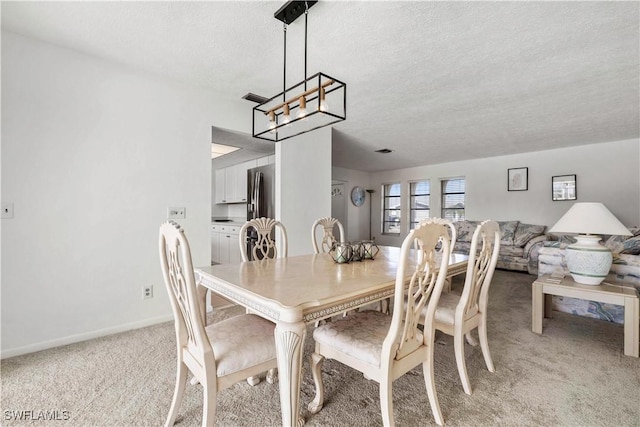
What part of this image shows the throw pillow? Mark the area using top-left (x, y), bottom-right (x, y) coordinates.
top-left (513, 223), bottom-right (546, 247)
top-left (454, 220), bottom-right (479, 243)
top-left (546, 235), bottom-right (576, 246)
top-left (620, 235), bottom-right (640, 255)
top-left (497, 221), bottom-right (519, 246)
top-left (604, 228), bottom-right (640, 253)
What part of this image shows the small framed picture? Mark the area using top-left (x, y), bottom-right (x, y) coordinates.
top-left (552, 174), bottom-right (577, 201)
top-left (508, 167), bottom-right (528, 191)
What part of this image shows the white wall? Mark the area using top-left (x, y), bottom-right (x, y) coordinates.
top-left (331, 166), bottom-right (372, 241)
top-left (370, 139), bottom-right (640, 247)
top-left (277, 127), bottom-right (332, 256)
top-left (1, 31), bottom-right (251, 357)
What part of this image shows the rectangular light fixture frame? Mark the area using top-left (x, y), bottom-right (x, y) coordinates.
top-left (252, 72), bottom-right (346, 142)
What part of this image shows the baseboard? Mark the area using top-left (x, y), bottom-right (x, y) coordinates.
top-left (0, 314), bottom-right (174, 360)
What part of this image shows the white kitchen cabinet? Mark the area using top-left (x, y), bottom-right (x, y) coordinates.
top-left (218, 230), bottom-right (231, 263)
top-left (229, 160), bottom-right (253, 203)
top-left (214, 160), bottom-right (257, 204)
top-left (210, 226), bottom-right (220, 264)
top-left (256, 155), bottom-right (275, 167)
top-left (229, 238), bottom-right (242, 263)
top-left (211, 225), bottom-right (241, 264)
top-left (214, 168), bottom-right (227, 203)
top-left (225, 165), bottom-right (242, 203)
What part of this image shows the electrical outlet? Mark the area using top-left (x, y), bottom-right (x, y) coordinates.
top-left (143, 285), bottom-right (153, 299)
top-left (167, 207), bottom-right (186, 219)
top-left (2, 203), bottom-right (14, 219)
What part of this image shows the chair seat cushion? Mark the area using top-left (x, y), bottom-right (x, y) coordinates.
top-left (313, 310), bottom-right (393, 366)
top-left (434, 292), bottom-right (478, 325)
top-left (206, 314), bottom-right (276, 377)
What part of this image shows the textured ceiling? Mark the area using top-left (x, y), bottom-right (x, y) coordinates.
top-left (2, 1), bottom-right (638, 172)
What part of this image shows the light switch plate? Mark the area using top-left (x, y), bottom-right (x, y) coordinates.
top-left (2, 203), bottom-right (14, 219)
top-left (167, 207), bottom-right (186, 219)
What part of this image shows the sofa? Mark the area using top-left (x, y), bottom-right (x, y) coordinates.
top-left (537, 228), bottom-right (640, 323)
top-left (452, 220), bottom-right (548, 275)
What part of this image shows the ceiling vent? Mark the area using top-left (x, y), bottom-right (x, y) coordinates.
top-left (242, 93), bottom-right (270, 104)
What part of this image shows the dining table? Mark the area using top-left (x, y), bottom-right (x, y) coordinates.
top-left (195, 245), bottom-right (469, 426)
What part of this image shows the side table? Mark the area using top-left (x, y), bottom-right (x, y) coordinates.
top-left (532, 274), bottom-right (639, 357)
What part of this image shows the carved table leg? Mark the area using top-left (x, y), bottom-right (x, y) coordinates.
top-left (380, 298), bottom-right (390, 315)
top-left (275, 321), bottom-right (307, 427)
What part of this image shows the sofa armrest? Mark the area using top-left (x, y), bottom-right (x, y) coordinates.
top-left (537, 246), bottom-right (568, 277)
top-left (611, 254), bottom-right (640, 287)
top-left (523, 235), bottom-right (549, 258)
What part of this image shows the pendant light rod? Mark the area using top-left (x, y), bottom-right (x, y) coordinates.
top-left (283, 23), bottom-right (287, 103)
top-left (304, 2), bottom-right (308, 90)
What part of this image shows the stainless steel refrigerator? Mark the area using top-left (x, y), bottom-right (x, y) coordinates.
top-left (245, 164), bottom-right (275, 260)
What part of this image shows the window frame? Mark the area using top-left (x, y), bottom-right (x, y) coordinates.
top-left (382, 182), bottom-right (401, 235)
top-left (409, 179), bottom-right (430, 230)
top-left (441, 177), bottom-right (466, 221)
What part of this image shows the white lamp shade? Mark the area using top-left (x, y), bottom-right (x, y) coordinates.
top-left (548, 202), bottom-right (631, 236)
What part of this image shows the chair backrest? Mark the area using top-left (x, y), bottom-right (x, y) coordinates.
top-left (382, 218), bottom-right (451, 362)
top-left (239, 217), bottom-right (288, 262)
top-left (159, 221), bottom-right (212, 370)
top-left (311, 217), bottom-right (346, 254)
top-left (415, 218), bottom-right (456, 255)
top-left (446, 220), bottom-right (457, 254)
top-left (458, 220), bottom-right (501, 318)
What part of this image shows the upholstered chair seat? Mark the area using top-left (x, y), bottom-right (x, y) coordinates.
top-left (433, 292), bottom-right (479, 325)
top-left (313, 310), bottom-right (399, 367)
top-left (207, 314), bottom-right (277, 377)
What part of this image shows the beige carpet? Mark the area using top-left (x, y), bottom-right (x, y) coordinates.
top-left (2, 270), bottom-right (639, 426)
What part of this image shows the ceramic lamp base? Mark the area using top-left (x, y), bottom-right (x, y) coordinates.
top-left (565, 235), bottom-right (612, 285)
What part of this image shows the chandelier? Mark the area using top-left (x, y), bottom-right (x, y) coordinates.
top-left (252, 1), bottom-right (346, 142)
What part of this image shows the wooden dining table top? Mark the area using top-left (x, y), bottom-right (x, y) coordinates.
top-left (196, 246), bottom-right (469, 324)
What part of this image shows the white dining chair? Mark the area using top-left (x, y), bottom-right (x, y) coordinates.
top-left (159, 221), bottom-right (278, 427)
top-left (311, 217), bottom-right (348, 322)
top-left (421, 218), bottom-right (456, 292)
top-left (239, 217), bottom-right (288, 261)
top-left (423, 219), bottom-right (500, 395)
top-left (311, 217), bottom-right (345, 254)
top-left (308, 219), bottom-right (452, 426)
top-left (239, 217), bottom-right (288, 386)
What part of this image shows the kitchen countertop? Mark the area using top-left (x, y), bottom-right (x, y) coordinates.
top-left (211, 217), bottom-right (246, 226)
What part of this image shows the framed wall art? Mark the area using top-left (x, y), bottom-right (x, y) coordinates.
top-left (508, 167), bottom-right (528, 191)
top-left (552, 174), bottom-right (577, 201)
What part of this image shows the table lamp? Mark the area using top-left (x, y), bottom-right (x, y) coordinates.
top-left (548, 202), bottom-right (631, 285)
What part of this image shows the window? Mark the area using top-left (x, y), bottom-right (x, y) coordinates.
top-left (409, 180), bottom-right (430, 229)
top-left (441, 178), bottom-right (465, 221)
top-left (382, 183), bottom-right (401, 234)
